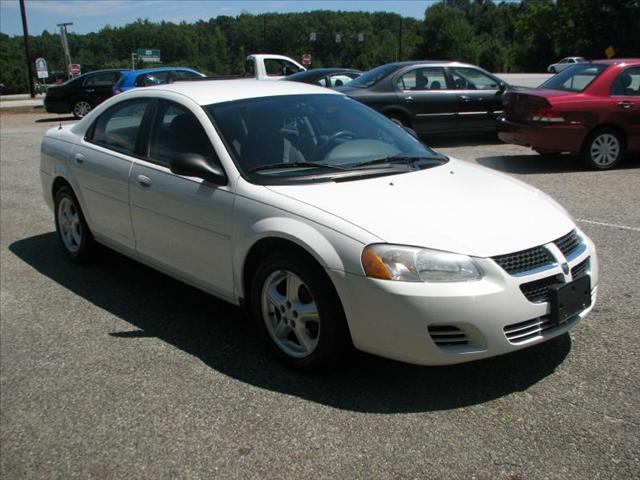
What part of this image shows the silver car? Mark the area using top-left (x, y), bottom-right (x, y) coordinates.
top-left (547, 57), bottom-right (586, 73)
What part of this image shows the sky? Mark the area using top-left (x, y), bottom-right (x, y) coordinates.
top-left (0, 0), bottom-right (439, 36)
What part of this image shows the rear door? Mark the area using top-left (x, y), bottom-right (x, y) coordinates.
top-left (448, 66), bottom-right (504, 133)
top-left (83, 71), bottom-right (121, 105)
top-left (394, 66), bottom-right (458, 135)
top-left (609, 66), bottom-right (640, 149)
top-left (73, 97), bottom-right (152, 250)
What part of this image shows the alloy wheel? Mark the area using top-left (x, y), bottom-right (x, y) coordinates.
top-left (261, 269), bottom-right (321, 358)
top-left (57, 197), bottom-right (82, 253)
top-left (73, 100), bottom-right (92, 118)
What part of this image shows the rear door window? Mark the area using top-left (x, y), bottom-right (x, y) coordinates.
top-left (397, 67), bottom-right (448, 91)
top-left (135, 71), bottom-right (170, 87)
top-left (611, 66), bottom-right (640, 96)
top-left (88, 99), bottom-right (150, 155)
top-left (84, 72), bottom-right (119, 86)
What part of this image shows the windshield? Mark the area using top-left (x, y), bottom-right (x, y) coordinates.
top-left (348, 64), bottom-right (399, 88)
top-left (205, 94), bottom-right (445, 184)
top-left (540, 63), bottom-right (609, 92)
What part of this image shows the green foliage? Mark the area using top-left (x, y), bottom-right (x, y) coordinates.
top-left (2, 2), bottom-right (639, 94)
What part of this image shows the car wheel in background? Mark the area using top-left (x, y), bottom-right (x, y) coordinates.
top-left (549, 66), bottom-right (557, 74)
top-left (72, 99), bottom-right (92, 118)
top-left (386, 112), bottom-right (410, 128)
top-left (250, 251), bottom-right (350, 371)
top-left (582, 128), bottom-right (624, 170)
top-left (54, 186), bottom-right (96, 262)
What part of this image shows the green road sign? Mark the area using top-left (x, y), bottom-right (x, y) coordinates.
top-left (137, 49), bottom-right (161, 62)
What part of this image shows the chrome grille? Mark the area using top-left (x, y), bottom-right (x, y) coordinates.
top-left (571, 257), bottom-right (590, 278)
top-left (493, 246), bottom-right (553, 275)
top-left (520, 275), bottom-right (562, 303)
top-left (554, 230), bottom-right (580, 257)
top-left (428, 325), bottom-right (468, 347)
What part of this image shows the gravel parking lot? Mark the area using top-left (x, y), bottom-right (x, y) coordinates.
top-left (1, 111), bottom-right (639, 479)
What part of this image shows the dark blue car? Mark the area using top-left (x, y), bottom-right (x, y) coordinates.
top-left (113, 67), bottom-right (205, 94)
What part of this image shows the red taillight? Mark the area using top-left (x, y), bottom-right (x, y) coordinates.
top-left (531, 106), bottom-right (565, 123)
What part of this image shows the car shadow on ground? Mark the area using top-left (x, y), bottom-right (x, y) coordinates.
top-left (34, 116), bottom-right (76, 123)
top-left (9, 233), bottom-right (571, 414)
top-left (476, 153), bottom-right (639, 174)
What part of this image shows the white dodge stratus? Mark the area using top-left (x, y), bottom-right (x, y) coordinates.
top-left (40, 79), bottom-right (598, 370)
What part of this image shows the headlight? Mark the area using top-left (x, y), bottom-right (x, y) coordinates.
top-left (361, 244), bottom-right (482, 282)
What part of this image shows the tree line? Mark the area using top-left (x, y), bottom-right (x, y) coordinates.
top-left (1, 0), bottom-right (638, 94)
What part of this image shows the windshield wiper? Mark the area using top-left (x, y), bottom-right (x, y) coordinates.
top-left (250, 162), bottom-right (347, 174)
top-left (351, 155), bottom-right (444, 169)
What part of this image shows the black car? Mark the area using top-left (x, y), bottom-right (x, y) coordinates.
top-left (336, 61), bottom-right (508, 135)
top-left (44, 69), bottom-right (129, 118)
top-left (284, 68), bottom-right (361, 88)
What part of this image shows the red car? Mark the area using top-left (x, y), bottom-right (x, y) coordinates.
top-left (497, 59), bottom-right (640, 169)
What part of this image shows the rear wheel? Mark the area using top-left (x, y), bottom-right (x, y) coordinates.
top-left (250, 252), bottom-right (350, 371)
top-left (72, 99), bottom-right (92, 118)
top-left (54, 186), bottom-right (95, 262)
top-left (582, 128), bottom-right (624, 170)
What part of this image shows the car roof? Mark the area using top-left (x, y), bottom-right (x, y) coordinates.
top-left (125, 67), bottom-right (199, 76)
top-left (122, 79), bottom-right (339, 105)
top-left (590, 58), bottom-right (640, 65)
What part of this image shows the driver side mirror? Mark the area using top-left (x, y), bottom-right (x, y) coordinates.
top-left (169, 153), bottom-right (227, 185)
top-left (498, 82), bottom-right (508, 93)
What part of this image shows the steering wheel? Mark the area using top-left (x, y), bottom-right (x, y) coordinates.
top-left (315, 130), bottom-right (356, 160)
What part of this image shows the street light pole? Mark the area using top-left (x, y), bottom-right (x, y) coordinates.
top-left (57, 22), bottom-right (73, 79)
top-left (19, 0), bottom-right (35, 97)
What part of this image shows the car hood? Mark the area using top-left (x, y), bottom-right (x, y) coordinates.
top-left (266, 158), bottom-right (574, 258)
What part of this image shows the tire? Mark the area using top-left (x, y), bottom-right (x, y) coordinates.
top-left (71, 98), bottom-right (92, 118)
top-left (581, 128), bottom-right (625, 170)
top-left (550, 67), bottom-right (556, 74)
top-left (386, 112), bottom-right (410, 128)
top-left (249, 251), bottom-right (350, 371)
top-left (54, 186), bottom-right (96, 262)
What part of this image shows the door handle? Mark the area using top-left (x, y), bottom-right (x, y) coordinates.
top-left (404, 96), bottom-right (414, 102)
top-left (460, 95), bottom-right (472, 102)
top-left (74, 153), bottom-right (86, 164)
top-left (137, 175), bottom-right (152, 187)
top-left (617, 100), bottom-right (635, 109)
top-left (86, 89), bottom-right (95, 93)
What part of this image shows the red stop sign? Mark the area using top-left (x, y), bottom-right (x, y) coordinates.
top-left (302, 53), bottom-right (312, 66)
top-left (69, 64), bottom-right (81, 76)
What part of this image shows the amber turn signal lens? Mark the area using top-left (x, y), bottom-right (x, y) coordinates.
top-left (361, 248), bottom-right (392, 280)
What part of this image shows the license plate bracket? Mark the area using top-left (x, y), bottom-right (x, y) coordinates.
top-left (549, 275), bottom-right (591, 325)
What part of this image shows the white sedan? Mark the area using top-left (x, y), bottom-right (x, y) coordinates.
top-left (547, 57), bottom-right (587, 73)
top-left (40, 80), bottom-right (598, 370)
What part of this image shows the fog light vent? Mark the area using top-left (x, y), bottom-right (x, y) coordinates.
top-left (428, 325), bottom-right (469, 347)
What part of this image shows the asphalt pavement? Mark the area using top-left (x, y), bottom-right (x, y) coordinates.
top-left (1, 112), bottom-right (638, 479)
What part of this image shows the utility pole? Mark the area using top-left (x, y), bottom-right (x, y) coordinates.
top-left (398, 16), bottom-right (403, 62)
top-left (19, 0), bottom-right (35, 97)
top-left (57, 22), bottom-right (73, 79)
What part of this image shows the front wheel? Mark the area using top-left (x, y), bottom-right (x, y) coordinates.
top-left (250, 252), bottom-right (350, 371)
top-left (54, 186), bottom-right (95, 262)
top-left (582, 128), bottom-right (624, 170)
top-left (549, 66), bottom-right (557, 74)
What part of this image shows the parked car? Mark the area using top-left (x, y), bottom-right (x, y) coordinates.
top-left (283, 68), bottom-right (361, 88)
top-left (497, 59), bottom-right (640, 169)
top-left (336, 61), bottom-right (508, 135)
top-left (44, 69), bottom-right (129, 118)
top-left (547, 57), bottom-right (586, 73)
top-left (113, 67), bottom-right (205, 94)
top-left (40, 80), bottom-right (598, 370)
top-left (245, 54), bottom-right (306, 80)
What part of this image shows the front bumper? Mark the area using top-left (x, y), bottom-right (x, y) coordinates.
top-left (328, 232), bottom-right (598, 366)
top-left (496, 115), bottom-right (587, 153)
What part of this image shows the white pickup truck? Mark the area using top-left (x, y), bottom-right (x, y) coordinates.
top-left (245, 54), bottom-right (306, 80)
